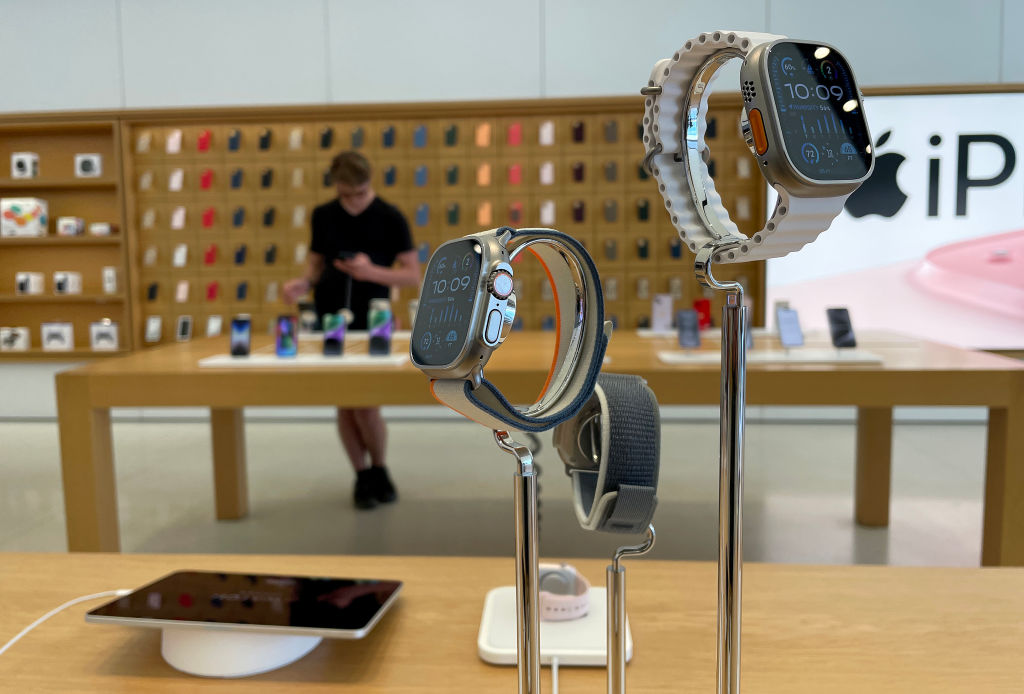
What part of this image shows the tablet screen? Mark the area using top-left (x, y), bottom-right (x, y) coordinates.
top-left (88, 571), bottom-right (402, 632)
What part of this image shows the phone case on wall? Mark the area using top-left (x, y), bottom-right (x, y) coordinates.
top-left (199, 168), bottom-right (213, 189)
top-left (232, 207), bottom-right (245, 227)
top-left (508, 201), bottom-right (523, 225)
top-left (572, 200), bottom-right (585, 223)
top-left (236, 281), bottom-right (248, 301)
top-left (260, 168), bottom-right (274, 188)
top-left (415, 204), bottom-right (429, 227)
top-left (604, 161), bottom-right (618, 182)
top-left (230, 168), bottom-right (243, 188)
top-left (263, 207), bottom-right (276, 227)
top-left (384, 166), bottom-right (397, 186)
top-left (571, 121), bottom-right (585, 142)
top-left (146, 282), bottom-right (159, 301)
top-left (538, 120), bottom-right (555, 146)
top-left (381, 126), bottom-right (395, 148)
top-left (670, 238), bottom-right (683, 259)
top-left (227, 129), bottom-right (241, 151)
top-left (258, 128), bottom-right (272, 150)
top-left (571, 162), bottom-right (585, 182)
top-left (445, 165), bottom-right (458, 185)
top-left (319, 126), bottom-right (333, 149)
top-left (507, 122), bottom-right (522, 146)
top-left (476, 163), bottom-right (491, 187)
top-left (603, 120), bottom-right (618, 143)
top-left (206, 281), bottom-right (219, 301)
top-left (202, 207), bottom-right (215, 228)
top-left (264, 243), bottom-right (277, 265)
top-left (446, 203), bottom-right (460, 226)
top-left (204, 244), bottom-right (217, 265)
top-left (413, 125), bottom-right (427, 148)
top-left (350, 127), bottom-right (364, 149)
top-left (414, 166), bottom-right (428, 187)
top-left (637, 238), bottom-right (650, 260)
top-left (507, 163), bottom-right (522, 185)
top-left (637, 199), bottom-right (650, 221)
top-left (443, 124), bottom-right (457, 147)
top-left (604, 199), bottom-right (618, 223)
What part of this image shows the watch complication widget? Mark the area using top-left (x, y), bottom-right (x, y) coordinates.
top-left (766, 42), bottom-right (871, 181)
top-left (411, 239), bottom-right (483, 367)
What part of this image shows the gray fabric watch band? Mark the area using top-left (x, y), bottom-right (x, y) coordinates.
top-left (554, 373), bottom-right (660, 533)
top-left (431, 227), bottom-right (609, 433)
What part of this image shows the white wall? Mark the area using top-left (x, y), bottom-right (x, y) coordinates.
top-left (0, 0), bottom-right (1016, 113)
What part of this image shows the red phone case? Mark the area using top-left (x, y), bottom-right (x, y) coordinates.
top-left (204, 244), bottom-right (217, 266)
top-left (206, 281), bottom-right (219, 301)
top-left (507, 122), bottom-right (523, 146)
top-left (507, 163), bottom-right (522, 185)
top-left (197, 129), bottom-right (211, 152)
top-left (693, 298), bottom-right (712, 329)
top-left (202, 207), bottom-right (215, 228)
top-left (199, 168), bottom-right (213, 189)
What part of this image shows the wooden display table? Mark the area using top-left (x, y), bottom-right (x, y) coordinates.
top-left (56, 331), bottom-right (1024, 564)
top-left (0, 553), bottom-right (1022, 692)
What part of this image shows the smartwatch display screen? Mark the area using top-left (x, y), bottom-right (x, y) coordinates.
top-left (411, 238), bottom-right (483, 367)
top-left (765, 41), bottom-right (871, 182)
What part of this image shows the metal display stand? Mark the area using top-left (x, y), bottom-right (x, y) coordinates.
top-left (607, 526), bottom-right (655, 694)
top-left (695, 242), bottom-right (748, 694)
top-left (495, 430), bottom-right (542, 694)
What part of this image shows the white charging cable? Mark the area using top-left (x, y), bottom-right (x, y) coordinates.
top-left (550, 656), bottom-right (559, 694)
top-left (0, 589), bottom-right (131, 657)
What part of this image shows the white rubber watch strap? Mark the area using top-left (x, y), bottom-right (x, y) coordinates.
top-left (431, 227), bottom-right (609, 433)
top-left (538, 564), bottom-right (591, 621)
top-left (642, 30), bottom-right (849, 263)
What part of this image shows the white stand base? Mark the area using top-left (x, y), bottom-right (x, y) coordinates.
top-left (478, 586), bottom-right (631, 667)
top-left (160, 627), bottom-right (323, 678)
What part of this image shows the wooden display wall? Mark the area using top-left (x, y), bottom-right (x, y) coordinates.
top-left (123, 96), bottom-right (765, 346)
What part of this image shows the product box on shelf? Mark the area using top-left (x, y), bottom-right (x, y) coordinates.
top-left (56, 216), bottom-right (85, 236)
top-left (89, 320), bottom-right (119, 351)
top-left (10, 153), bottom-right (39, 179)
top-left (14, 272), bottom-right (44, 295)
top-left (0, 198), bottom-right (48, 237)
top-left (0, 327), bottom-right (30, 351)
top-left (101, 267), bottom-right (118, 294)
top-left (40, 322), bottom-right (73, 351)
top-left (88, 222), bottom-right (113, 236)
top-left (73, 153), bottom-right (102, 178)
top-left (53, 271), bottom-right (83, 295)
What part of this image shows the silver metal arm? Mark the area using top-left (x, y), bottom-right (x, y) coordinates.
top-left (695, 242), bottom-right (748, 694)
top-left (495, 430), bottom-right (541, 694)
top-left (608, 525), bottom-right (656, 694)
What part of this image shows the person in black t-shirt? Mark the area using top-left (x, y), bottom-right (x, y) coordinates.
top-left (284, 151), bottom-right (420, 509)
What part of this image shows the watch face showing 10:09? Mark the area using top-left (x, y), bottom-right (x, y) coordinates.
top-left (411, 238), bottom-right (483, 367)
top-left (765, 41), bottom-right (872, 182)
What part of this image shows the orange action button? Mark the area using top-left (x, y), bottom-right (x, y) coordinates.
top-left (749, 108), bottom-right (769, 155)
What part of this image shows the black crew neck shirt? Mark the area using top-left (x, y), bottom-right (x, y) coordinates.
top-left (309, 197), bottom-right (413, 329)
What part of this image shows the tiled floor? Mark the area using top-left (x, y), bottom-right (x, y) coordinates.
top-left (0, 418), bottom-right (987, 566)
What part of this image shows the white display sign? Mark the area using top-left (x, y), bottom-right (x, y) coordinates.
top-left (767, 92), bottom-right (1024, 349)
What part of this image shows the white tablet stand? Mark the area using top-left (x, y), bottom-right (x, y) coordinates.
top-left (160, 627), bottom-right (322, 678)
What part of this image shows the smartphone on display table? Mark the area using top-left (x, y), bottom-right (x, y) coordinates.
top-left (368, 299), bottom-right (393, 356)
top-left (323, 312), bottom-right (346, 356)
top-left (230, 315), bottom-right (251, 357)
top-left (175, 315), bottom-right (193, 342)
top-left (776, 307), bottom-right (804, 348)
top-left (676, 309), bottom-right (701, 349)
top-left (276, 315), bottom-right (298, 357)
top-left (86, 570), bottom-right (403, 640)
top-left (826, 307), bottom-right (857, 348)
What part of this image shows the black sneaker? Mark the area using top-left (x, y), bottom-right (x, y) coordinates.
top-left (370, 466), bottom-right (397, 504)
top-left (353, 469), bottom-right (378, 510)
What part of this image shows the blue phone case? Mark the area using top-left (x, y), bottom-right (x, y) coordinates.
top-left (413, 125), bottom-right (427, 148)
top-left (414, 165), bottom-right (428, 187)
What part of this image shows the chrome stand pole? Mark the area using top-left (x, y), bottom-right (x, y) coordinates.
top-left (695, 243), bottom-right (747, 694)
top-left (495, 430), bottom-right (541, 694)
top-left (607, 526), bottom-right (655, 694)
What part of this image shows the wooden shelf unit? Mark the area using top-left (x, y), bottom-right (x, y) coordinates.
top-left (0, 118), bottom-right (132, 355)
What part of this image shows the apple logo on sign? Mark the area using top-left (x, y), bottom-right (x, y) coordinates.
top-left (844, 130), bottom-right (908, 218)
